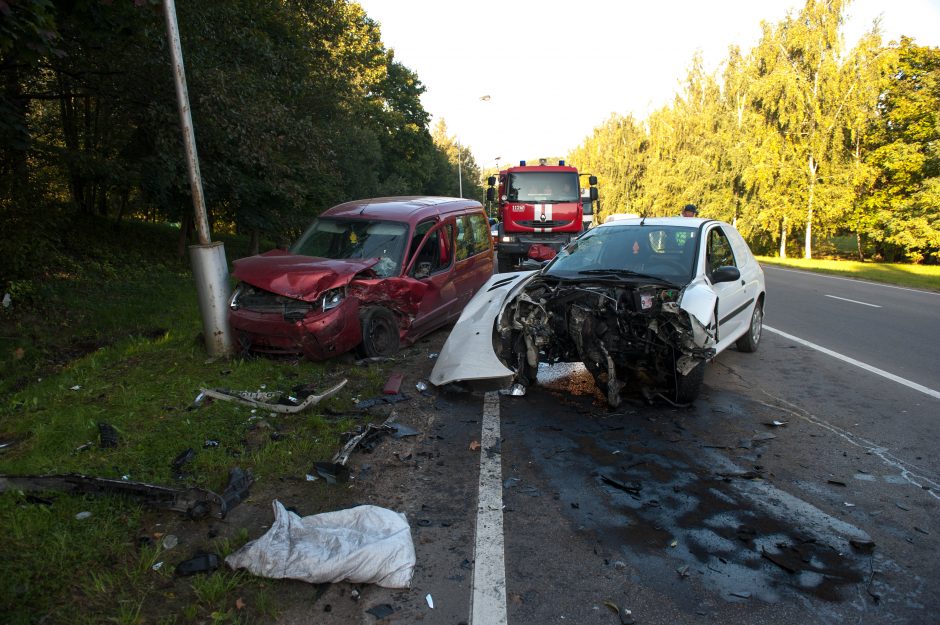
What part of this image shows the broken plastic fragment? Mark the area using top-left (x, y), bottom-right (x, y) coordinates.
top-left (70, 385), bottom-right (81, 391)
top-left (426, 594), bottom-right (434, 609)
top-left (152, 561), bottom-right (164, 571)
top-left (75, 511), bottom-right (92, 520)
top-left (415, 380), bottom-right (428, 392)
top-left (366, 604), bottom-right (395, 619)
top-left (175, 552), bottom-right (220, 576)
top-left (98, 423), bottom-right (118, 449)
top-left (162, 534), bottom-right (179, 549)
top-left (766, 420), bottom-right (788, 427)
top-left (499, 383), bottom-right (526, 396)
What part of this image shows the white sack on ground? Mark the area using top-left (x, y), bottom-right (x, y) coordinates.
top-left (225, 500), bottom-right (415, 588)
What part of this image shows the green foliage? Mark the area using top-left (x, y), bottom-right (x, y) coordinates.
top-left (569, 0), bottom-right (940, 264)
top-left (1, 0), bottom-right (455, 284)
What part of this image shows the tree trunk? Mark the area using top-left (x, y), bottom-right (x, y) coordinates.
top-left (178, 210), bottom-right (193, 259)
top-left (779, 217), bottom-right (787, 259)
top-left (856, 232), bottom-right (865, 262)
top-left (804, 155), bottom-right (817, 260)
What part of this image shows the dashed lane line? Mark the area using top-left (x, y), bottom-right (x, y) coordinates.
top-left (764, 325), bottom-right (940, 401)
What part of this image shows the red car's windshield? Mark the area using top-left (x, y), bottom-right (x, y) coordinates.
top-left (291, 218), bottom-right (408, 277)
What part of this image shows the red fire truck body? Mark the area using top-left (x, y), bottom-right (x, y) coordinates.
top-left (488, 160), bottom-right (597, 273)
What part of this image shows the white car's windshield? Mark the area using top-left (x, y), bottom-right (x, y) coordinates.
top-left (291, 218), bottom-right (408, 277)
top-left (544, 224), bottom-right (698, 284)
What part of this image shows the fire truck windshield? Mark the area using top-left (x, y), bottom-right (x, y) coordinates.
top-left (507, 172), bottom-right (580, 203)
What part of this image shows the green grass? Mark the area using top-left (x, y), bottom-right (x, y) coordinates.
top-left (0, 217), bottom-right (388, 624)
top-left (756, 255), bottom-right (940, 291)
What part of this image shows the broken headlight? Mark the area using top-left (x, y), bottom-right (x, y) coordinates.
top-left (321, 287), bottom-right (345, 312)
top-left (229, 284), bottom-right (244, 310)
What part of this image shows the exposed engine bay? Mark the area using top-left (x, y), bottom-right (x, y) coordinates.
top-left (495, 276), bottom-right (717, 407)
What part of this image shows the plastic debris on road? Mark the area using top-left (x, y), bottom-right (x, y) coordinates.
top-left (198, 379), bottom-right (347, 414)
top-left (499, 383), bottom-right (526, 396)
top-left (226, 500), bottom-right (415, 588)
top-left (425, 594), bottom-right (434, 609)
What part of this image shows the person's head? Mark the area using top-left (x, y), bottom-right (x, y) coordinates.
top-left (681, 203), bottom-right (699, 217)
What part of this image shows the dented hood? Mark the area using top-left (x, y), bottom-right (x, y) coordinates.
top-left (232, 251), bottom-right (379, 302)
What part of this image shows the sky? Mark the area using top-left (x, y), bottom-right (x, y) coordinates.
top-left (356, 0), bottom-right (940, 170)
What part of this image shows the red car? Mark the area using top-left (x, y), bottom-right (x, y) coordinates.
top-left (229, 196), bottom-right (494, 360)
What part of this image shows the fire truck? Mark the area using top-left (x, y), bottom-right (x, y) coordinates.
top-left (487, 159), bottom-right (597, 273)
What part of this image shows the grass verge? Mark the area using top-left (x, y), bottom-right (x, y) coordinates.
top-left (755, 256), bottom-right (940, 291)
top-left (0, 218), bottom-right (389, 624)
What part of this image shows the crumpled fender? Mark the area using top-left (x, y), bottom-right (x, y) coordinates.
top-left (232, 251), bottom-right (379, 302)
top-left (678, 277), bottom-right (717, 328)
top-left (677, 277), bottom-right (718, 349)
top-left (430, 271), bottom-right (538, 386)
top-left (349, 277), bottom-right (427, 318)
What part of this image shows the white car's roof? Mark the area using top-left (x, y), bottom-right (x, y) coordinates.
top-left (596, 216), bottom-right (712, 228)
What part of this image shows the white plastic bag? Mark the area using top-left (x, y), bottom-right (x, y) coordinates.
top-left (225, 500), bottom-right (415, 588)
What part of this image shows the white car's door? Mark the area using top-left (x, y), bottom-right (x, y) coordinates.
top-left (703, 224), bottom-right (750, 350)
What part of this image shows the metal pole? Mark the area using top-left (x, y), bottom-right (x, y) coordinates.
top-left (458, 142), bottom-right (463, 198)
top-left (164, 0), bottom-right (210, 246)
top-left (163, 0), bottom-right (234, 357)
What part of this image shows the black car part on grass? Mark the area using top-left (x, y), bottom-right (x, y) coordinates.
top-left (0, 467), bottom-right (253, 519)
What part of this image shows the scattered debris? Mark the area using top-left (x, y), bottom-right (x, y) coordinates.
top-left (827, 479), bottom-right (847, 487)
top-left (311, 462), bottom-right (350, 484)
top-left (415, 380), bottom-right (429, 392)
top-left (895, 502), bottom-right (911, 511)
top-left (171, 448), bottom-right (196, 478)
top-left (162, 534), bottom-right (179, 550)
top-left (383, 373), bottom-right (404, 395)
top-left (75, 511), bottom-right (92, 520)
top-left (330, 413), bottom-right (411, 467)
top-left (355, 356), bottom-right (395, 366)
top-left (761, 547), bottom-right (799, 574)
top-left (98, 423), bottom-right (118, 449)
top-left (0, 468), bottom-right (253, 519)
top-left (225, 500), bottom-right (416, 588)
top-left (599, 473), bottom-right (642, 495)
top-left (603, 601), bottom-right (635, 624)
top-left (849, 539), bottom-right (876, 553)
top-left (70, 385), bottom-right (81, 391)
top-left (765, 420), bottom-right (788, 427)
top-left (152, 561), bottom-right (164, 571)
top-left (499, 383), bottom-right (526, 397)
top-left (366, 604), bottom-right (395, 619)
top-left (677, 564), bottom-right (690, 579)
top-left (469, 440), bottom-right (481, 452)
top-left (425, 594), bottom-right (434, 609)
top-left (354, 393), bottom-right (412, 410)
top-left (428, 352), bottom-right (439, 360)
top-left (175, 552), bottom-right (220, 576)
top-left (199, 379), bottom-right (347, 414)
top-left (389, 423), bottom-right (418, 439)
top-left (914, 526), bottom-right (930, 535)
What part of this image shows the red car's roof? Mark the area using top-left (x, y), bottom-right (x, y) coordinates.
top-left (322, 196), bottom-right (483, 223)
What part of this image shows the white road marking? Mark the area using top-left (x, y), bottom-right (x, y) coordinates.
top-left (764, 325), bottom-right (940, 401)
top-left (470, 392), bottom-right (508, 625)
top-left (749, 392), bottom-right (940, 501)
top-left (823, 294), bottom-right (881, 308)
top-left (762, 265), bottom-right (940, 296)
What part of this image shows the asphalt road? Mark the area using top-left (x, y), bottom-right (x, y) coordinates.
top-left (761, 265), bottom-right (940, 391)
top-left (309, 267), bottom-right (940, 625)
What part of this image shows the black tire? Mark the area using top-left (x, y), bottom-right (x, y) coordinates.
top-left (358, 306), bottom-right (399, 357)
top-left (497, 253), bottom-right (517, 273)
top-left (736, 299), bottom-right (763, 353)
top-left (675, 360), bottom-right (706, 404)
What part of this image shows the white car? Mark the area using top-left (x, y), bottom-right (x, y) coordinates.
top-left (431, 217), bottom-right (766, 406)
